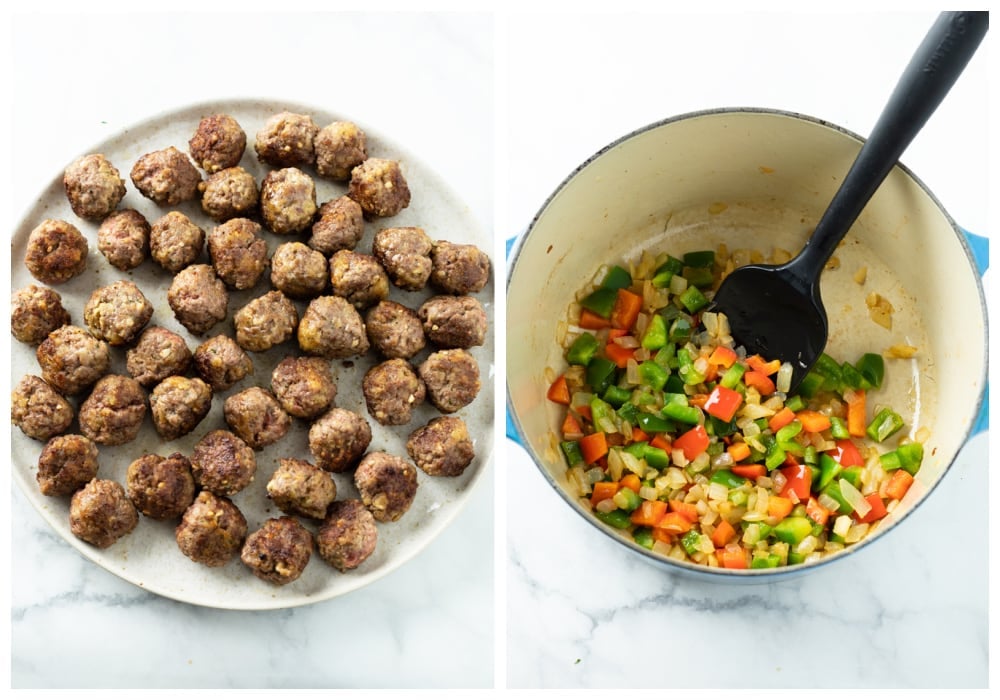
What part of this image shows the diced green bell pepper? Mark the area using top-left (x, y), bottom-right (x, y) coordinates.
top-left (566, 333), bottom-right (600, 366)
top-left (803, 445), bottom-right (818, 466)
top-left (590, 397), bottom-right (615, 426)
top-left (586, 357), bottom-right (617, 394)
top-left (642, 446), bottom-right (670, 468)
top-left (594, 509), bottom-right (632, 529)
top-left (664, 374), bottom-right (686, 394)
top-left (867, 407), bottom-right (904, 443)
top-left (651, 269), bottom-right (675, 288)
top-left (657, 255), bottom-right (684, 275)
top-left (855, 353), bottom-right (885, 389)
top-left (775, 420), bottom-right (803, 444)
top-left (840, 361), bottom-right (872, 391)
top-left (784, 395), bottom-right (805, 412)
top-left (813, 353), bottom-right (844, 392)
top-left (613, 487), bottom-right (642, 512)
top-left (719, 362), bottom-right (746, 389)
top-left (681, 530), bottom-right (702, 556)
top-left (560, 440), bottom-right (583, 467)
top-left (633, 527), bottom-right (655, 549)
top-left (682, 250), bottom-right (715, 268)
top-left (579, 287), bottom-right (618, 318)
top-left (751, 553), bottom-right (782, 569)
top-left (678, 285), bottom-right (709, 313)
top-left (682, 266), bottom-right (715, 289)
top-left (773, 516), bottom-right (813, 545)
top-left (602, 384), bottom-right (632, 407)
top-left (710, 470), bottom-right (748, 489)
top-left (662, 402), bottom-right (702, 424)
top-left (819, 480), bottom-right (853, 515)
top-left (765, 442), bottom-right (786, 471)
top-left (668, 317), bottom-right (692, 343)
top-left (829, 416), bottom-right (850, 440)
top-left (617, 401), bottom-right (639, 425)
top-left (601, 265), bottom-right (632, 290)
top-left (652, 343), bottom-right (676, 368)
top-left (641, 314), bottom-right (668, 351)
top-left (638, 361), bottom-right (669, 392)
top-left (635, 412), bottom-right (673, 433)
top-left (797, 371), bottom-right (826, 398)
top-left (840, 466), bottom-right (862, 489)
top-left (880, 442), bottom-right (924, 475)
top-left (787, 551), bottom-right (807, 566)
top-left (817, 453), bottom-right (843, 491)
top-left (709, 415), bottom-right (737, 438)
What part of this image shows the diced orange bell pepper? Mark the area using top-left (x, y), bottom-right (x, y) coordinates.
top-left (630, 499), bottom-right (668, 527)
top-left (709, 345), bottom-right (738, 369)
top-left (718, 545), bottom-right (748, 569)
top-left (546, 374), bottom-right (571, 405)
top-left (767, 495), bottom-right (794, 520)
top-left (727, 442), bottom-right (751, 462)
top-left (796, 410), bottom-right (832, 433)
top-left (590, 480), bottom-right (619, 506)
top-left (747, 355), bottom-right (782, 376)
top-left (656, 511), bottom-right (693, 535)
top-left (805, 497), bottom-right (830, 526)
top-left (767, 407), bottom-right (796, 433)
top-left (578, 308), bottom-right (612, 330)
top-left (847, 389), bottom-right (867, 437)
top-left (649, 434), bottom-right (671, 452)
top-left (561, 413), bottom-right (583, 439)
top-left (668, 499), bottom-right (699, 523)
top-left (744, 370), bottom-right (776, 396)
top-left (605, 342), bottom-right (637, 369)
top-left (710, 519), bottom-right (737, 547)
top-left (579, 432), bottom-right (609, 465)
top-left (620, 473), bottom-right (641, 494)
top-left (610, 288), bottom-right (643, 331)
top-left (885, 469), bottom-right (914, 500)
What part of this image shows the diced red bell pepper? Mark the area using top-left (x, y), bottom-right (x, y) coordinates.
top-left (856, 493), bottom-right (888, 524)
top-left (779, 462), bottom-right (812, 501)
top-left (744, 370), bottom-right (776, 395)
top-left (731, 464), bottom-right (766, 480)
top-left (674, 424), bottom-right (710, 461)
top-left (704, 385), bottom-right (743, 422)
top-left (831, 439), bottom-right (864, 467)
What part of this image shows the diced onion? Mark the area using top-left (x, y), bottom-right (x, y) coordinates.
top-left (669, 275), bottom-right (688, 295)
top-left (626, 359), bottom-right (641, 385)
top-left (639, 486), bottom-right (659, 501)
top-left (839, 478), bottom-right (871, 517)
top-left (585, 467), bottom-right (604, 484)
top-left (606, 449), bottom-right (624, 482)
top-left (614, 335), bottom-right (640, 349)
top-left (595, 498), bottom-right (617, 513)
top-left (621, 450), bottom-right (644, 476)
top-left (568, 466), bottom-right (590, 496)
top-left (776, 362), bottom-right (794, 393)
top-left (796, 535), bottom-right (818, 555)
top-left (833, 515), bottom-right (852, 538)
top-left (818, 493), bottom-right (841, 513)
top-left (707, 482), bottom-right (729, 502)
top-left (672, 449), bottom-right (689, 467)
top-left (845, 522), bottom-right (870, 544)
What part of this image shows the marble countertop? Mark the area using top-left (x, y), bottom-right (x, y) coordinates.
top-left (9, 11), bottom-right (494, 689)
top-left (504, 10), bottom-right (989, 689)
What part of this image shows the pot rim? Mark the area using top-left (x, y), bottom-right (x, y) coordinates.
top-left (506, 105), bottom-right (989, 580)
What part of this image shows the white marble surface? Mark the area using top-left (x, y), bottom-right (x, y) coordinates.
top-left (505, 11), bottom-right (989, 688)
top-left (8, 10), bottom-right (494, 689)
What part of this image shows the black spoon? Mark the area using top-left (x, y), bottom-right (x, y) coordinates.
top-left (711, 11), bottom-right (988, 391)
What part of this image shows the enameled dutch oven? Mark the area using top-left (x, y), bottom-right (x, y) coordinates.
top-left (506, 108), bottom-right (988, 579)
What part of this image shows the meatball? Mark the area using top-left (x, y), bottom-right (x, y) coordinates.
top-left (308, 407), bottom-right (372, 473)
top-left (199, 166), bottom-right (259, 222)
top-left (309, 196), bottom-right (364, 255)
top-left (149, 376), bottom-right (213, 440)
top-left (190, 429), bottom-right (256, 496)
top-left (24, 219), bottom-right (88, 285)
top-left (354, 451), bottom-right (418, 523)
top-left (240, 516), bottom-right (314, 585)
top-left (418, 295), bottom-right (488, 349)
top-left (126, 452), bottom-right (196, 520)
top-left (270, 355), bottom-right (337, 419)
top-left (150, 211), bottom-right (205, 273)
top-left (11, 284), bottom-right (70, 345)
top-left (192, 334), bottom-right (254, 391)
top-left (407, 416), bottom-right (475, 477)
top-left (297, 295), bottom-right (369, 359)
top-left (223, 386), bottom-right (291, 450)
top-left (270, 241), bottom-right (327, 298)
top-left (348, 158), bottom-right (410, 218)
top-left (126, 326), bottom-right (193, 388)
top-left (254, 111), bottom-right (318, 167)
top-left (97, 209), bottom-right (150, 271)
top-left (78, 375), bottom-right (147, 446)
top-left (189, 114), bottom-right (246, 173)
top-left (328, 250), bottom-right (389, 309)
top-left (63, 153), bottom-right (126, 221)
top-left (130, 146), bottom-right (202, 206)
top-left (69, 479), bottom-right (138, 549)
top-left (36, 434), bottom-right (99, 496)
top-left (83, 280), bottom-right (154, 346)
top-left (429, 240), bottom-right (491, 294)
top-left (208, 218), bottom-right (268, 290)
top-left (233, 290), bottom-right (298, 352)
top-left (315, 121), bottom-right (367, 180)
top-left (316, 499), bottom-right (377, 572)
top-left (259, 167), bottom-right (317, 235)
top-left (11, 375), bottom-right (74, 441)
top-left (266, 458), bottom-right (337, 520)
top-left (373, 227), bottom-right (433, 291)
top-left (36, 325), bottom-right (111, 396)
top-left (418, 349), bottom-right (481, 414)
top-left (175, 490), bottom-right (248, 567)
top-left (361, 359), bottom-right (425, 426)
top-left (167, 264), bottom-right (229, 336)
top-left (363, 300), bottom-right (426, 360)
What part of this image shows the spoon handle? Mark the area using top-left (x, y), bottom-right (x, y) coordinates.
top-left (792, 11), bottom-right (989, 281)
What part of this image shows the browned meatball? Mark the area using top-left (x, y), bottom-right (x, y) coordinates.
top-left (328, 250), bottom-right (389, 309)
top-left (208, 218), bottom-right (268, 290)
top-left (36, 434), bottom-right (99, 496)
top-left (233, 290), bottom-right (298, 352)
top-left (150, 211), bottom-right (205, 273)
top-left (308, 407), bottom-right (372, 473)
top-left (223, 387), bottom-right (291, 450)
top-left (70, 478), bottom-right (138, 549)
top-left (130, 146), bottom-right (202, 206)
top-left (316, 499), bottom-right (377, 571)
top-left (63, 153), bottom-right (126, 221)
top-left (189, 114), bottom-right (246, 173)
top-left (126, 452), bottom-right (196, 520)
top-left (419, 295), bottom-right (488, 349)
top-left (373, 227), bottom-right (433, 291)
top-left (407, 416), bottom-right (475, 477)
top-left (24, 219), bottom-right (88, 285)
top-left (11, 284), bottom-right (70, 345)
top-left (191, 429), bottom-right (256, 496)
top-left (36, 325), bottom-right (111, 396)
top-left (270, 242), bottom-right (327, 298)
top-left (430, 240), bottom-right (491, 294)
top-left (270, 355), bottom-right (337, 419)
top-left (83, 280), bottom-right (153, 346)
top-left (255, 111), bottom-right (318, 167)
top-left (167, 264), bottom-right (229, 336)
top-left (78, 375), bottom-right (147, 446)
top-left (309, 196), bottom-right (364, 254)
top-left (354, 451), bottom-right (418, 523)
top-left (297, 295), bottom-right (369, 359)
top-left (126, 326), bottom-right (193, 388)
top-left (349, 158), bottom-right (411, 218)
top-left (149, 376), bottom-right (212, 440)
top-left (259, 167), bottom-right (317, 235)
top-left (192, 334), bottom-right (254, 391)
top-left (364, 300), bottom-right (426, 360)
top-left (11, 375), bottom-right (74, 441)
top-left (241, 516), bottom-right (314, 585)
top-left (199, 166), bottom-right (259, 222)
top-left (362, 359), bottom-right (425, 426)
top-left (267, 458), bottom-right (337, 520)
top-left (418, 349), bottom-right (481, 414)
top-left (176, 490), bottom-right (247, 567)
top-left (98, 209), bottom-right (150, 271)
top-left (315, 121), bottom-right (367, 180)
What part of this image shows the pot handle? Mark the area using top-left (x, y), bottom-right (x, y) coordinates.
top-left (505, 232), bottom-right (989, 440)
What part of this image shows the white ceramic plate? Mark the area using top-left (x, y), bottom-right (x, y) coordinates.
top-left (10, 99), bottom-right (494, 610)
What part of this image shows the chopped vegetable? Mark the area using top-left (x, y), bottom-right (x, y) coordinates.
top-left (546, 374), bottom-right (571, 405)
top-left (610, 288), bottom-right (643, 330)
top-left (566, 333), bottom-right (600, 366)
top-left (579, 432), bottom-right (608, 465)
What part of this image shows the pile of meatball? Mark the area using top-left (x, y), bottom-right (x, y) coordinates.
top-left (12, 109), bottom-right (491, 587)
